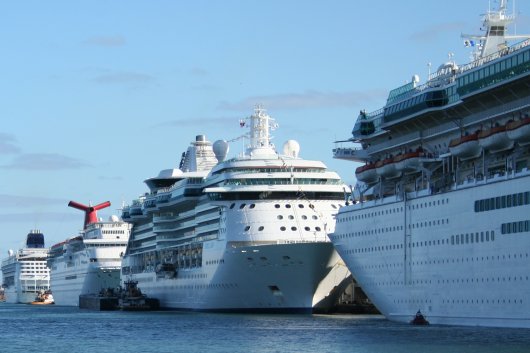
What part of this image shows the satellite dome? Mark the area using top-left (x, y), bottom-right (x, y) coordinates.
top-left (283, 140), bottom-right (300, 158)
top-left (8, 249), bottom-right (14, 256)
top-left (109, 215), bottom-right (120, 222)
top-left (157, 168), bottom-right (183, 178)
top-left (213, 140), bottom-right (229, 162)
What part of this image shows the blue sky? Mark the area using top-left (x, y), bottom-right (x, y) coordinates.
top-left (1, 0), bottom-right (529, 252)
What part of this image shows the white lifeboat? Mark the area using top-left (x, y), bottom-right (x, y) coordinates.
top-left (449, 133), bottom-right (482, 160)
top-left (355, 163), bottom-right (378, 183)
top-left (394, 150), bottom-right (424, 172)
top-left (375, 157), bottom-right (401, 179)
top-left (506, 117), bottom-right (530, 145)
top-left (478, 125), bottom-right (513, 152)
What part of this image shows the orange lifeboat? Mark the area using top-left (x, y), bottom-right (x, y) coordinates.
top-left (449, 133), bottom-right (482, 160)
top-left (394, 150), bottom-right (424, 172)
top-left (375, 157), bottom-right (401, 179)
top-left (506, 117), bottom-right (530, 145)
top-left (355, 163), bottom-right (378, 183)
top-left (478, 125), bottom-right (513, 152)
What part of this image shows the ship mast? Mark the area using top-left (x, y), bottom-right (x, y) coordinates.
top-left (462, 0), bottom-right (530, 60)
top-left (244, 105), bottom-right (278, 157)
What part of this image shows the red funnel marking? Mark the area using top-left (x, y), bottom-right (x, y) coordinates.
top-left (68, 200), bottom-right (111, 229)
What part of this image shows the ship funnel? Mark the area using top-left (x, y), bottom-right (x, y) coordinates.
top-left (68, 200), bottom-right (111, 229)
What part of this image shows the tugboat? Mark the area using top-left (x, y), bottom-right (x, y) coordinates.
top-left (118, 280), bottom-right (159, 311)
top-left (410, 310), bottom-right (429, 326)
top-left (31, 290), bottom-right (55, 305)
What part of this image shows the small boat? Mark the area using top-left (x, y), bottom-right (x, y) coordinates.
top-left (506, 117), bottom-right (530, 145)
top-left (118, 280), bottom-right (159, 311)
top-left (355, 163), bottom-right (378, 183)
top-left (394, 149), bottom-right (425, 172)
top-left (410, 310), bottom-right (429, 325)
top-left (375, 157), bottom-right (401, 179)
top-left (449, 133), bottom-right (482, 160)
top-left (478, 125), bottom-right (513, 152)
top-left (31, 290), bottom-right (54, 305)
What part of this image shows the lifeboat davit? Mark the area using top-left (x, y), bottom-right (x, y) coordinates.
top-left (355, 163), bottom-right (378, 183)
top-left (478, 125), bottom-right (513, 152)
top-left (394, 150), bottom-right (424, 172)
top-left (449, 133), bottom-right (482, 160)
top-left (507, 117), bottom-right (530, 145)
top-left (375, 157), bottom-right (401, 179)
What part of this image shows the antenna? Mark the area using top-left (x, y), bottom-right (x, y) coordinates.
top-left (68, 200), bottom-right (111, 229)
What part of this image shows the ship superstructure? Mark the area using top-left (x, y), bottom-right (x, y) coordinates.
top-left (331, 0), bottom-right (530, 327)
top-left (121, 107), bottom-right (350, 312)
top-left (1, 230), bottom-right (51, 304)
top-left (48, 201), bottom-right (131, 306)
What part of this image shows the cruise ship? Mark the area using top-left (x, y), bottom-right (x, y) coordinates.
top-left (121, 107), bottom-right (350, 312)
top-left (1, 230), bottom-right (51, 304)
top-left (48, 201), bottom-right (132, 306)
top-left (331, 1), bottom-right (530, 327)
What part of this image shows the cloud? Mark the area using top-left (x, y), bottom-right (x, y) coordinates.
top-left (0, 133), bottom-right (21, 154)
top-left (0, 194), bottom-right (68, 208)
top-left (151, 116), bottom-right (237, 128)
top-left (1, 153), bottom-right (90, 170)
top-left (410, 22), bottom-right (465, 42)
top-left (83, 36), bottom-right (126, 47)
top-left (190, 67), bottom-right (208, 76)
top-left (98, 175), bottom-right (123, 181)
top-left (217, 89), bottom-right (386, 111)
top-left (0, 212), bottom-right (78, 223)
top-left (93, 72), bottom-right (155, 85)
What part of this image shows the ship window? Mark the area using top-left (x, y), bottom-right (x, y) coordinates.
top-left (229, 203), bottom-right (235, 209)
top-left (285, 204), bottom-right (291, 208)
top-left (298, 204), bottom-right (304, 208)
top-left (258, 226), bottom-right (264, 231)
top-left (249, 204), bottom-right (256, 209)
top-left (275, 204), bottom-right (280, 208)
top-left (240, 203), bottom-right (246, 209)
top-left (304, 226), bottom-right (310, 231)
top-left (280, 226), bottom-right (286, 231)
top-left (315, 227), bottom-right (321, 231)
top-left (277, 215), bottom-right (283, 220)
top-left (486, 231), bottom-right (490, 241)
top-left (302, 215), bottom-right (307, 220)
top-left (312, 215), bottom-right (318, 220)
top-left (244, 226), bottom-right (250, 231)
top-left (291, 227), bottom-right (297, 231)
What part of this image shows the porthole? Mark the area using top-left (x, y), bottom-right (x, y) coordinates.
top-left (280, 226), bottom-right (286, 231)
top-left (288, 215), bottom-right (294, 220)
top-left (244, 226), bottom-right (250, 231)
top-left (285, 204), bottom-right (291, 209)
top-left (258, 226), bottom-right (264, 231)
top-left (275, 204), bottom-right (280, 208)
top-left (249, 204), bottom-right (256, 209)
top-left (298, 204), bottom-right (304, 208)
top-left (315, 226), bottom-right (321, 231)
top-left (240, 203), bottom-right (246, 209)
top-left (312, 215), bottom-right (318, 220)
top-left (230, 203), bottom-right (235, 209)
top-left (291, 226), bottom-right (297, 231)
top-left (302, 215), bottom-right (307, 220)
top-left (304, 226), bottom-right (310, 231)
top-left (277, 215), bottom-right (283, 220)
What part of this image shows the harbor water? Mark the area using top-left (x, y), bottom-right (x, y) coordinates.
top-left (1, 303), bottom-right (529, 353)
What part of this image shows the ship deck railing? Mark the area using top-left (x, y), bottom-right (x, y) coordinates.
top-left (350, 167), bottom-right (530, 209)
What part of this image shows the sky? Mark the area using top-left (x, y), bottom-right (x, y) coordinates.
top-left (1, 0), bottom-right (529, 253)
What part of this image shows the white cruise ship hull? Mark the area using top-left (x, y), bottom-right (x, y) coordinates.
top-left (126, 242), bottom-right (345, 312)
top-left (50, 249), bottom-right (123, 306)
top-left (3, 286), bottom-right (38, 304)
top-left (333, 173), bottom-right (530, 328)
